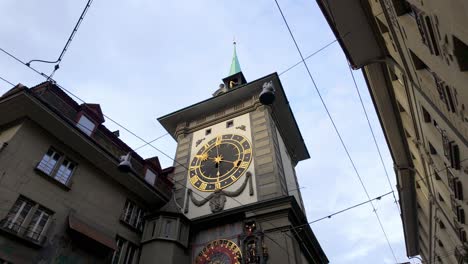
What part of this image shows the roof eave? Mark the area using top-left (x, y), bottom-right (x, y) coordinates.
top-left (158, 73), bottom-right (310, 163)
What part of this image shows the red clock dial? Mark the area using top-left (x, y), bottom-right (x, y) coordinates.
top-left (195, 239), bottom-right (242, 264)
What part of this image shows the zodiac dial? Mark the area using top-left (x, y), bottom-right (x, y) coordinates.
top-left (195, 239), bottom-right (242, 264)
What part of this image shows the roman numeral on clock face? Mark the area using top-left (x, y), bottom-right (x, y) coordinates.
top-left (190, 176), bottom-right (199, 185)
top-left (239, 161), bottom-right (249, 169)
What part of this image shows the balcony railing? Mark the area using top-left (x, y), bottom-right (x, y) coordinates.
top-left (0, 219), bottom-right (47, 246)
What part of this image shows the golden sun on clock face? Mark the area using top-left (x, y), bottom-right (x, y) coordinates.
top-left (189, 134), bottom-right (252, 192)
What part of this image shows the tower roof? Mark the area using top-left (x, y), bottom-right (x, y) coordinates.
top-left (229, 42), bottom-right (242, 75)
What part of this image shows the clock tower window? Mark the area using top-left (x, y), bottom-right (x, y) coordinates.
top-left (226, 120), bottom-right (234, 128)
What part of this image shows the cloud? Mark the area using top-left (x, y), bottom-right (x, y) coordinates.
top-left (0, 0), bottom-right (412, 263)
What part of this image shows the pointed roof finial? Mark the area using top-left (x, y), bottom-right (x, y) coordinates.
top-left (229, 39), bottom-right (242, 76)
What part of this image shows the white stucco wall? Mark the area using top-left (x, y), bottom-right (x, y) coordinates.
top-left (185, 113), bottom-right (258, 219)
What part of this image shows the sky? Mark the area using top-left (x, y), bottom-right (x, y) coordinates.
top-left (0, 0), bottom-right (419, 263)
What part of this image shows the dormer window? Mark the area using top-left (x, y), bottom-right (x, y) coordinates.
top-left (144, 169), bottom-right (157, 185)
top-left (77, 115), bottom-right (96, 136)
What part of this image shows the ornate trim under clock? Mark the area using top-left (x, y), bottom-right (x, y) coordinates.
top-left (185, 172), bottom-right (254, 213)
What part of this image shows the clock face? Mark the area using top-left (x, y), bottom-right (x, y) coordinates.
top-left (195, 239), bottom-right (242, 264)
top-left (189, 134), bottom-right (252, 192)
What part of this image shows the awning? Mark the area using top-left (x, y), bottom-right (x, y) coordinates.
top-left (68, 214), bottom-right (117, 250)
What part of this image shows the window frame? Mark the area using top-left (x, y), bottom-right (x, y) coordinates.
top-left (112, 236), bottom-right (139, 264)
top-left (1, 195), bottom-right (53, 245)
top-left (25, 206), bottom-right (52, 241)
top-left (76, 113), bottom-right (97, 136)
top-left (3, 196), bottom-right (34, 232)
top-left (36, 147), bottom-right (77, 187)
top-left (112, 236), bottom-right (126, 264)
top-left (121, 200), bottom-right (145, 232)
top-left (144, 168), bottom-right (157, 185)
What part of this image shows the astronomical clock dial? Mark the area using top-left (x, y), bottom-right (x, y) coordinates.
top-left (195, 239), bottom-right (242, 264)
top-left (189, 134), bottom-right (252, 192)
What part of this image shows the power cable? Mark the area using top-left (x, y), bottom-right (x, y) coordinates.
top-left (26, 0), bottom-right (94, 79)
top-left (0, 48), bottom-right (294, 254)
top-left (279, 36), bottom-right (342, 76)
top-left (347, 65), bottom-right (401, 214)
top-left (52, 82), bottom-right (293, 254)
top-left (283, 190), bottom-right (394, 233)
top-left (1, 48), bottom-right (50, 79)
top-left (0, 75), bottom-right (14, 87)
top-left (272, 0), bottom-right (399, 262)
top-left (133, 133), bottom-right (169, 151)
top-left (404, 158), bottom-right (468, 188)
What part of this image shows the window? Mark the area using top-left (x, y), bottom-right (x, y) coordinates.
top-left (162, 219), bottom-right (173, 238)
top-left (76, 115), bottom-right (96, 136)
top-left (111, 237), bottom-right (139, 264)
top-left (409, 50), bottom-right (427, 70)
top-left (37, 149), bottom-right (61, 175)
top-left (124, 242), bottom-right (138, 264)
top-left (434, 170), bottom-right (441, 180)
top-left (424, 16), bottom-right (440, 56)
top-left (453, 35), bottom-right (468, 71)
top-left (439, 220), bottom-right (445, 229)
top-left (25, 206), bottom-right (52, 241)
top-left (429, 142), bottom-right (437, 155)
top-left (376, 17), bottom-right (389, 34)
top-left (112, 237), bottom-right (126, 264)
top-left (411, 6), bottom-right (429, 47)
top-left (1, 196), bottom-right (53, 243)
top-left (2, 196), bottom-right (34, 232)
top-left (144, 169), bottom-right (157, 185)
top-left (404, 129), bottom-right (412, 138)
top-left (392, 0), bottom-right (412, 16)
top-left (36, 148), bottom-right (76, 186)
top-left (421, 106), bottom-right (431, 123)
top-left (437, 239), bottom-right (444, 248)
top-left (122, 200), bottom-right (145, 232)
top-left (55, 159), bottom-right (75, 185)
top-left (454, 179), bottom-right (464, 201)
top-left (397, 102), bottom-right (406, 113)
top-left (457, 206), bottom-right (465, 224)
top-left (438, 193), bottom-right (445, 203)
top-left (226, 120), bottom-right (234, 128)
top-left (205, 128), bottom-right (211, 136)
top-left (447, 142), bottom-right (461, 170)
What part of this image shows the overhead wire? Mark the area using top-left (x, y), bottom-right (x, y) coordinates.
top-left (272, 0), bottom-right (399, 262)
top-left (283, 190), bottom-right (394, 233)
top-left (278, 35), bottom-right (343, 76)
top-left (347, 65), bottom-right (401, 214)
top-left (26, 0), bottom-right (94, 79)
top-left (133, 133), bottom-right (169, 151)
top-left (0, 75), bottom-right (14, 87)
top-left (0, 9), bottom-right (427, 257)
top-left (0, 46), bottom-right (296, 255)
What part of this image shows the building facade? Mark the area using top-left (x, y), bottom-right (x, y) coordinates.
top-left (0, 47), bottom-right (328, 263)
top-left (316, 0), bottom-right (468, 263)
top-left (0, 82), bottom-right (173, 263)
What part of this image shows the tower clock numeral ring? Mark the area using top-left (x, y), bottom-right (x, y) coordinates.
top-left (189, 134), bottom-right (252, 192)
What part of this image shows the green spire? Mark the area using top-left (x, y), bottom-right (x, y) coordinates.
top-left (229, 41), bottom-right (242, 76)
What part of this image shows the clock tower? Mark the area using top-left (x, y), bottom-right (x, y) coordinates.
top-left (154, 44), bottom-right (328, 264)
